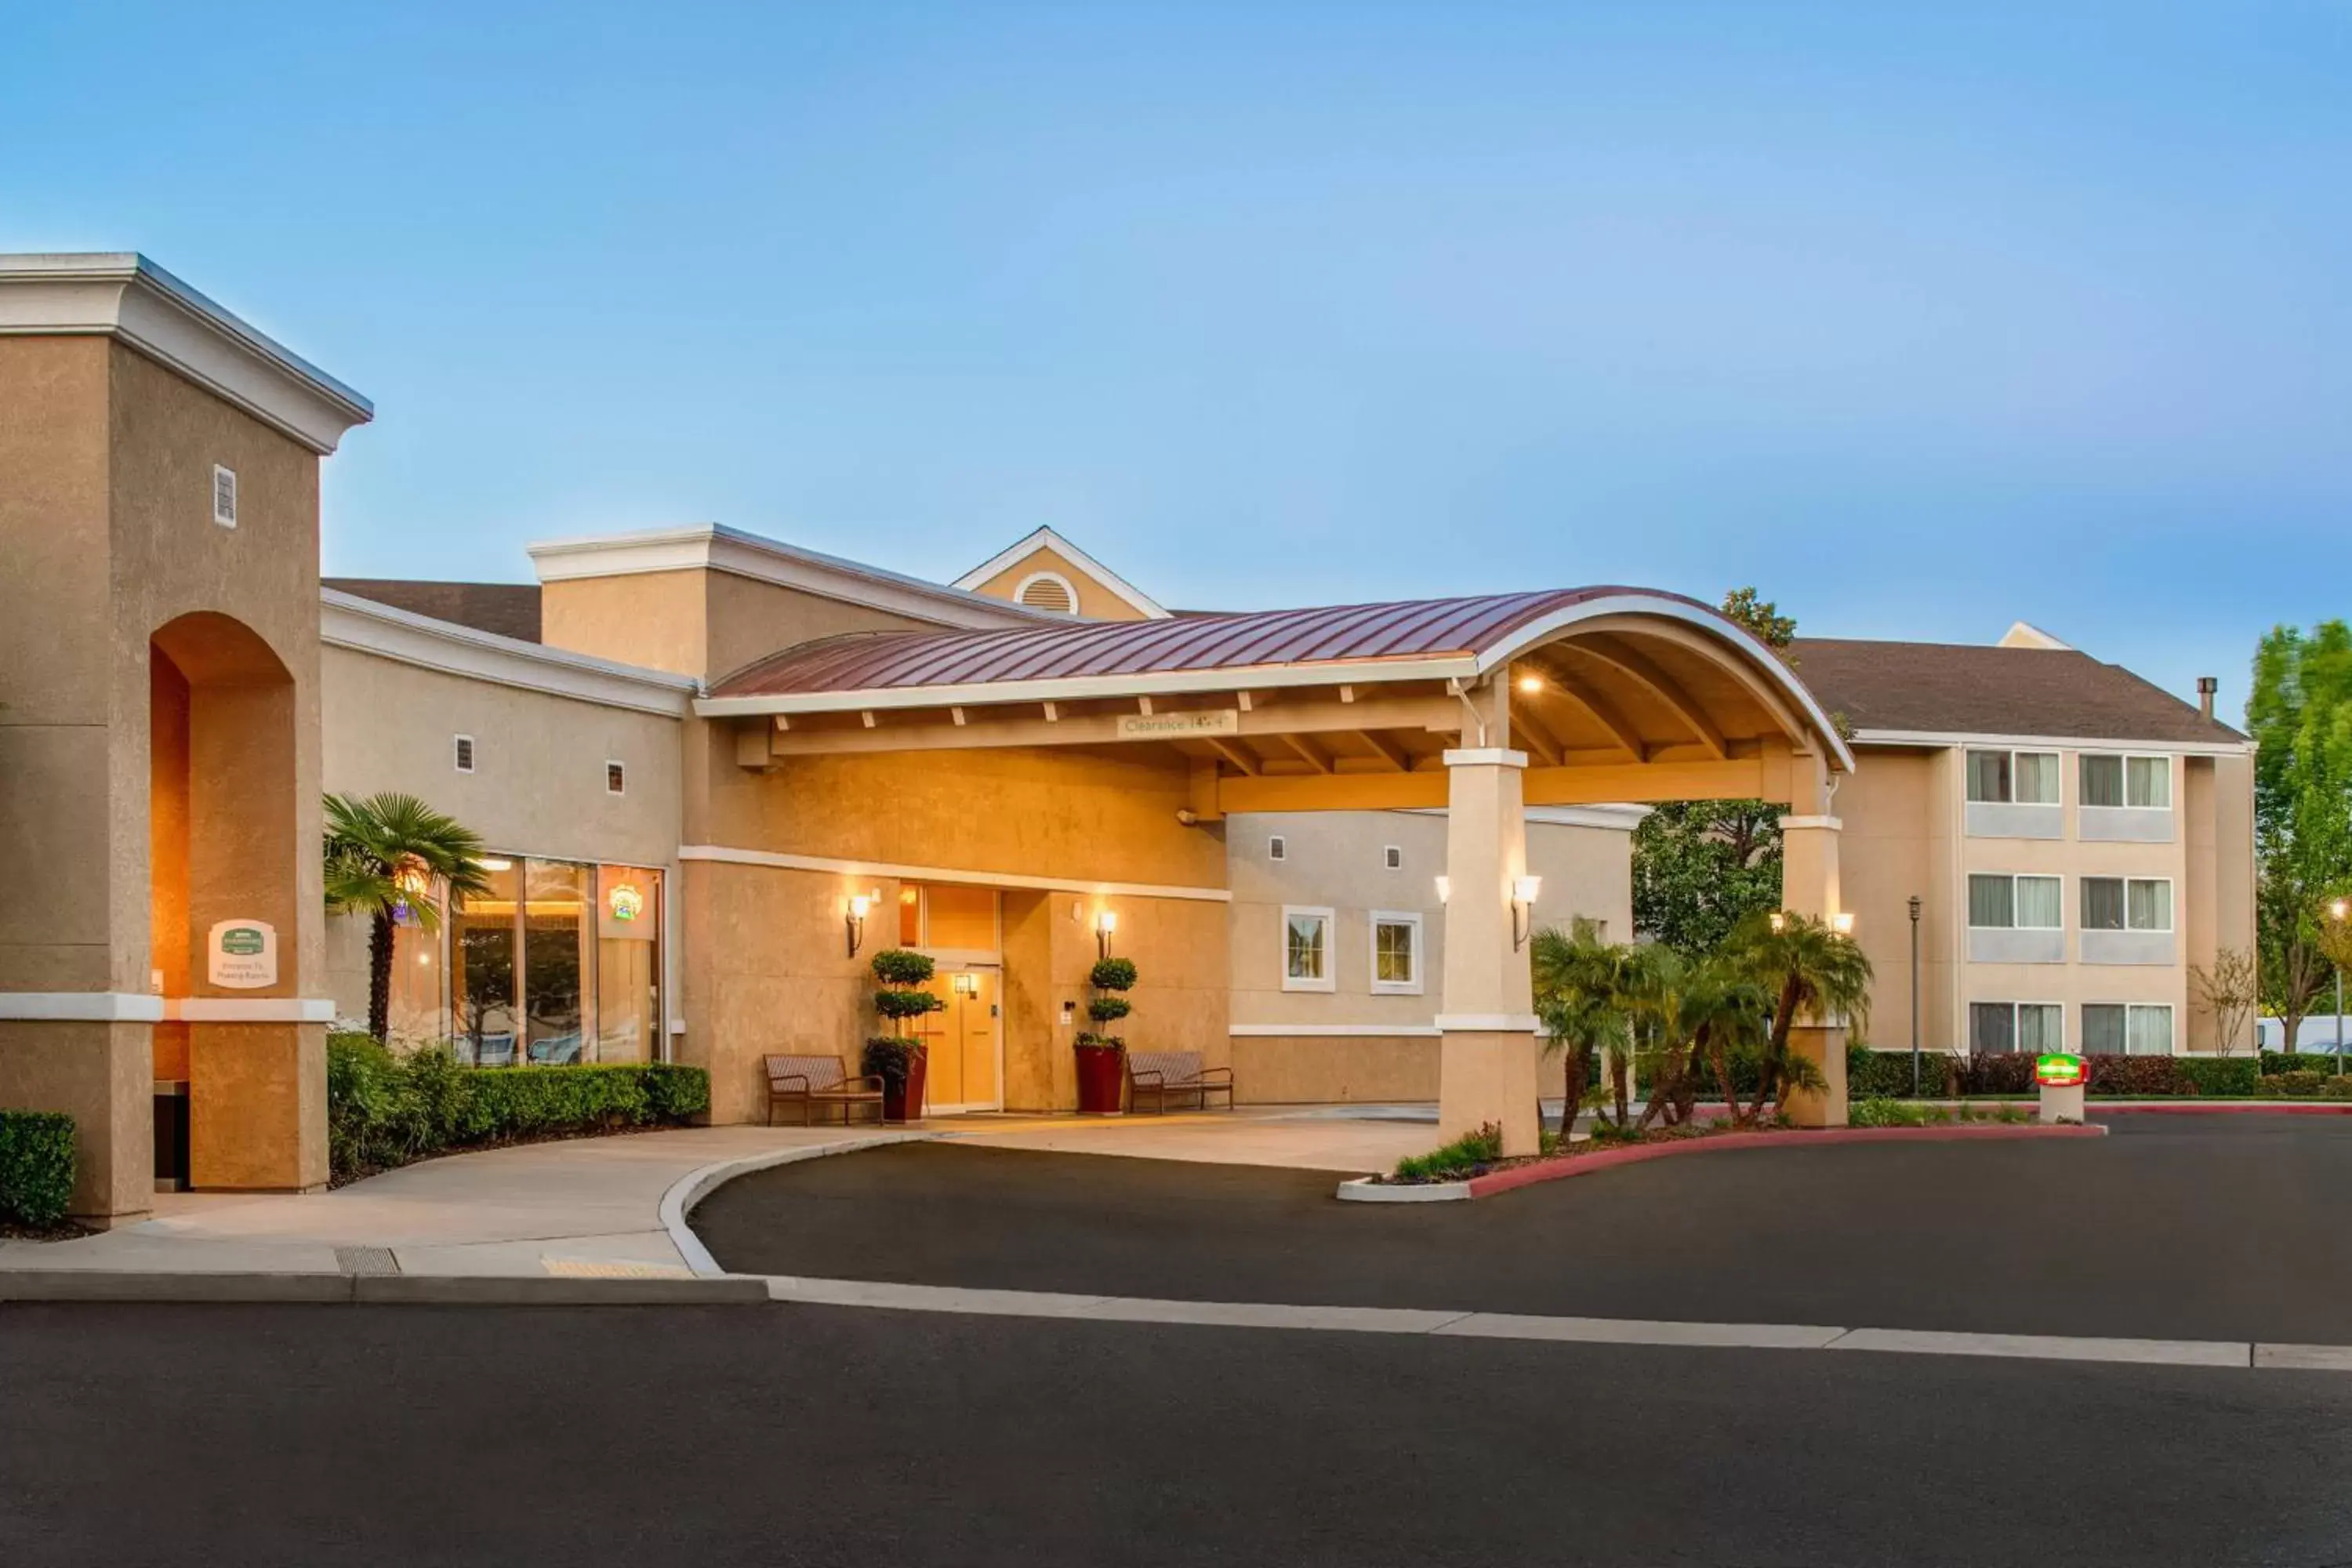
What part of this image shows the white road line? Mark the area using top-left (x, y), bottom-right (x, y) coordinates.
top-left (2255, 1343), bottom-right (2352, 1371)
top-left (1828, 1327), bottom-right (2251, 1368)
top-left (1438, 1314), bottom-right (1846, 1350)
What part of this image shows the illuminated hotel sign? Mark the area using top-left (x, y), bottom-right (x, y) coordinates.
top-left (2034, 1053), bottom-right (2085, 1088)
top-left (608, 884), bottom-right (645, 923)
top-left (206, 920), bottom-right (279, 989)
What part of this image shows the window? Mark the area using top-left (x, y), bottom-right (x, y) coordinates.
top-left (1970, 1001), bottom-right (2063, 1055)
top-left (444, 856), bottom-right (665, 1067)
top-left (210, 464), bottom-right (238, 528)
top-left (1382, 844), bottom-right (1403, 871)
top-left (2083, 1003), bottom-right (2173, 1056)
top-left (605, 760), bottom-right (626, 796)
top-left (1967, 873), bottom-right (2062, 929)
top-left (1281, 906), bottom-right (1333, 991)
top-left (453, 735), bottom-right (475, 774)
top-left (1370, 911), bottom-right (1423, 994)
top-left (1966, 749), bottom-right (2060, 804)
top-left (2081, 753), bottom-right (2171, 809)
top-left (2081, 877), bottom-right (2172, 932)
top-left (1268, 835), bottom-right (1287, 862)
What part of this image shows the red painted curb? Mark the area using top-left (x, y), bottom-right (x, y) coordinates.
top-left (1462, 1123), bottom-right (2106, 1199)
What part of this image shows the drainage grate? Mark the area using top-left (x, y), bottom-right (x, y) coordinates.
top-left (335, 1245), bottom-right (401, 1277)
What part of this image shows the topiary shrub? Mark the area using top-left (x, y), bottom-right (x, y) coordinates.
top-left (862, 1036), bottom-right (921, 1091)
top-left (1090, 956), bottom-right (1138, 992)
top-left (0, 1109), bottom-right (77, 1227)
top-left (1080, 952), bottom-right (1138, 1052)
top-left (869, 948), bottom-right (944, 1043)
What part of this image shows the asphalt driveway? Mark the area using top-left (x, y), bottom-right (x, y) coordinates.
top-left (693, 1114), bottom-right (2352, 1343)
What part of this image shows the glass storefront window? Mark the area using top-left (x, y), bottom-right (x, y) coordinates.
top-left (452, 859), bottom-right (521, 1065)
top-left (596, 866), bottom-right (662, 1064)
top-left (524, 859), bottom-right (592, 1063)
top-left (387, 914), bottom-right (445, 1050)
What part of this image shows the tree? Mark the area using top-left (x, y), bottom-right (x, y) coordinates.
top-left (1530, 919), bottom-right (1637, 1142)
top-left (1722, 911), bottom-right (1872, 1127)
top-left (323, 793), bottom-right (493, 1045)
top-left (1622, 946), bottom-right (1770, 1133)
top-left (2188, 946), bottom-right (2259, 1056)
top-left (1631, 587), bottom-right (1795, 953)
top-left (2247, 622), bottom-right (2352, 1048)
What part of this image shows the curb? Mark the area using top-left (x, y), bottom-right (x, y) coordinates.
top-left (2092, 1102), bottom-right (2352, 1116)
top-left (0, 1270), bottom-right (771, 1305)
top-left (659, 1131), bottom-right (941, 1276)
top-left (1339, 1122), bottom-right (2109, 1203)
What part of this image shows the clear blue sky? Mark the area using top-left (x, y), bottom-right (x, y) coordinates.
top-left (9, 3), bottom-right (2348, 720)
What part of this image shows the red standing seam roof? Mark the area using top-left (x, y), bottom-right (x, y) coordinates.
top-left (708, 586), bottom-right (1727, 699)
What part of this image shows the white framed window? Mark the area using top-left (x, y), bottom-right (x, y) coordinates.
top-left (1966, 873), bottom-right (2063, 929)
top-left (2083, 1002), bottom-right (2174, 1055)
top-left (2081, 877), bottom-right (2172, 932)
top-left (1370, 910), bottom-right (1423, 995)
top-left (1268, 834), bottom-right (1287, 862)
top-left (210, 464), bottom-right (238, 528)
top-left (452, 735), bottom-right (476, 775)
top-left (605, 760), bottom-right (626, 796)
top-left (1969, 1001), bottom-right (2063, 1055)
top-left (1966, 749), bottom-right (2060, 805)
top-left (1382, 844), bottom-right (1403, 871)
top-left (2080, 753), bottom-right (2171, 810)
top-left (1281, 905), bottom-right (1334, 992)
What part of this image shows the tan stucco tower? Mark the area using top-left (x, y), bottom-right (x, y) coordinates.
top-left (0, 256), bottom-right (371, 1221)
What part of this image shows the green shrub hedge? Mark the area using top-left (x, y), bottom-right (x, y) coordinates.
top-left (327, 1033), bottom-right (710, 1183)
top-left (1846, 1048), bottom-right (2266, 1099)
top-left (0, 1109), bottom-right (77, 1226)
top-left (2262, 1052), bottom-right (2351, 1078)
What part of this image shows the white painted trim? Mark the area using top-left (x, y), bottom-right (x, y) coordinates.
top-left (1011, 570), bottom-right (1082, 615)
top-left (0, 253), bottom-right (372, 452)
top-left (526, 523), bottom-right (1049, 633)
top-left (953, 526), bottom-right (1173, 619)
top-left (1279, 905), bottom-right (1338, 993)
top-left (1522, 804), bottom-right (1650, 829)
top-left (1441, 747), bottom-right (1529, 768)
top-left (677, 844), bottom-right (1231, 903)
top-left (1435, 1013), bottom-right (1542, 1033)
top-left (1368, 909), bottom-right (1426, 996)
top-left (322, 589), bottom-right (699, 717)
top-left (163, 997), bottom-right (339, 1023)
top-left (0, 992), bottom-right (166, 1022)
top-left (697, 591), bottom-right (1858, 779)
top-left (1777, 815), bottom-right (1842, 831)
top-left (1229, 1023), bottom-right (1443, 1037)
top-left (1860, 728), bottom-right (2249, 757)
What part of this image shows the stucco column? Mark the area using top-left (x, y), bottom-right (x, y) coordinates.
top-left (1777, 812), bottom-right (1848, 1128)
top-left (1436, 747), bottom-right (1542, 1156)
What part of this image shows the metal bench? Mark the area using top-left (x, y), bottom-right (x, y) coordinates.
top-left (764, 1054), bottom-right (885, 1127)
top-left (1126, 1050), bottom-right (1233, 1115)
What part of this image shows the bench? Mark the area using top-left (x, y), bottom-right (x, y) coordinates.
top-left (1127, 1051), bottom-right (1234, 1115)
top-left (764, 1054), bottom-right (885, 1127)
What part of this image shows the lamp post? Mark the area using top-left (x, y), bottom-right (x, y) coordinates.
top-left (2332, 898), bottom-right (2349, 1074)
top-left (1907, 895), bottom-right (1923, 1098)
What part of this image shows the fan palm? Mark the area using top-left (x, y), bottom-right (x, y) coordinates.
top-left (1722, 909), bottom-right (1874, 1125)
top-left (323, 792), bottom-right (493, 1044)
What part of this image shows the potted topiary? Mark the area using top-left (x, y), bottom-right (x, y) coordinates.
top-left (1075, 956), bottom-right (1138, 1113)
top-left (865, 948), bottom-right (944, 1122)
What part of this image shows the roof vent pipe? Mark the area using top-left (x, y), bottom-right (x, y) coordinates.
top-left (2198, 677), bottom-right (2217, 721)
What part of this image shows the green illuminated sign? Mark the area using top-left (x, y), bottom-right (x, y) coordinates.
top-left (2035, 1052), bottom-right (2085, 1088)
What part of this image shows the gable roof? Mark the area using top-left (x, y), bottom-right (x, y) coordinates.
top-left (953, 526), bottom-right (1171, 619)
top-left (1788, 637), bottom-right (2245, 747)
top-left (325, 578), bottom-right (543, 643)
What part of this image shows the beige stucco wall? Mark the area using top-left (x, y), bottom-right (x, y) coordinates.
top-left (1225, 808), bottom-right (1631, 1102)
top-left (318, 644), bottom-right (685, 1029)
top-left (1838, 740), bottom-right (2256, 1056)
top-left (965, 543), bottom-right (1152, 621)
top-left (540, 567), bottom-right (940, 681)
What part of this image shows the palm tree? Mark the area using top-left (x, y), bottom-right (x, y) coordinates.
top-left (1530, 919), bottom-right (1638, 1142)
top-left (323, 792), bottom-right (493, 1044)
top-left (1722, 909), bottom-right (1874, 1125)
top-left (1628, 949), bottom-right (1772, 1132)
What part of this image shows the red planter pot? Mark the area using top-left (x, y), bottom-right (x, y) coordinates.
top-left (1075, 1047), bottom-right (1126, 1114)
top-left (884, 1048), bottom-right (928, 1123)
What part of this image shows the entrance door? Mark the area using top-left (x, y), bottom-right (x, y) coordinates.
top-left (915, 968), bottom-right (1002, 1112)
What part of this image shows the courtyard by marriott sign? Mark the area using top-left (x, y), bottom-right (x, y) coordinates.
top-left (2034, 1052), bottom-right (2086, 1088)
top-left (206, 919), bottom-right (279, 989)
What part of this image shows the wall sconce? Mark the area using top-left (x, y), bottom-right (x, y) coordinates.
top-left (1831, 911), bottom-right (1856, 937)
top-left (1769, 910), bottom-right (1788, 934)
top-left (1512, 875), bottom-right (1541, 949)
top-left (844, 891), bottom-right (873, 958)
top-left (1433, 875), bottom-right (1450, 906)
top-left (1096, 909), bottom-right (1119, 960)
top-left (952, 971), bottom-right (978, 996)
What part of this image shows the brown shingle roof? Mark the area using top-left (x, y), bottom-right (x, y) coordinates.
top-left (1788, 637), bottom-right (2243, 745)
top-left (325, 579), bottom-right (542, 644)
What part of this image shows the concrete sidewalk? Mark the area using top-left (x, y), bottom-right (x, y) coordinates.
top-left (0, 1106), bottom-right (1436, 1283)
